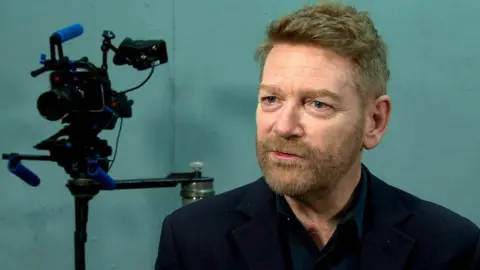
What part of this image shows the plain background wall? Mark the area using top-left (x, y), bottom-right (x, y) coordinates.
top-left (0, 0), bottom-right (479, 269)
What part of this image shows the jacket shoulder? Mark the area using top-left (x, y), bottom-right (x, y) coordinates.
top-left (384, 182), bottom-right (480, 264)
top-left (366, 168), bottom-right (478, 237)
top-left (371, 174), bottom-right (479, 266)
top-left (395, 186), bottom-right (479, 235)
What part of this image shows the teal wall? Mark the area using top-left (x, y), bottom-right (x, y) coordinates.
top-left (0, 0), bottom-right (478, 269)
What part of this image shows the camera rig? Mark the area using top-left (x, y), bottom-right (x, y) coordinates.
top-left (1, 24), bottom-right (214, 270)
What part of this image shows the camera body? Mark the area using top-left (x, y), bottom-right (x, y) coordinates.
top-left (38, 70), bottom-right (110, 119)
top-left (37, 69), bottom-right (132, 130)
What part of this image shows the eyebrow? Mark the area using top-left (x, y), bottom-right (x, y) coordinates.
top-left (258, 84), bottom-right (342, 103)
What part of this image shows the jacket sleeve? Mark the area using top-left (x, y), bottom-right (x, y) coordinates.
top-left (154, 214), bottom-right (183, 270)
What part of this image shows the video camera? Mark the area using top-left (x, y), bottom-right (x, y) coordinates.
top-left (2, 24), bottom-right (168, 188)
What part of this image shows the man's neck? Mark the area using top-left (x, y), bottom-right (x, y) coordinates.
top-left (284, 161), bottom-right (362, 242)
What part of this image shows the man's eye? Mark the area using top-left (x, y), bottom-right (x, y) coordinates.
top-left (311, 100), bottom-right (327, 109)
top-left (261, 96), bottom-right (277, 104)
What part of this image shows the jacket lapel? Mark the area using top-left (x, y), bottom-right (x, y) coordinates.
top-left (231, 178), bottom-right (287, 270)
top-left (359, 168), bottom-right (416, 270)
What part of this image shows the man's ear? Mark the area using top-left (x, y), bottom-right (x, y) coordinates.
top-left (363, 95), bottom-right (392, 150)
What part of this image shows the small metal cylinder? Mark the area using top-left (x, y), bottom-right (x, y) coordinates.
top-left (180, 181), bottom-right (215, 206)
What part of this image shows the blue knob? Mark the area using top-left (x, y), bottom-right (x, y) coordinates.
top-left (69, 60), bottom-right (77, 71)
top-left (40, 53), bottom-right (46, 64)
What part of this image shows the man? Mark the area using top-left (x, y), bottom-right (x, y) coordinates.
top-left (155, 2), bottom-right (480, 270)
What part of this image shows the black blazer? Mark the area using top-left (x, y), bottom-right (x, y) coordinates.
top-left (155, 167), bottom-right (480, 270)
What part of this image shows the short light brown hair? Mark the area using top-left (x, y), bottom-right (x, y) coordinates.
top-left (255, 1), bottom-right (390, 103)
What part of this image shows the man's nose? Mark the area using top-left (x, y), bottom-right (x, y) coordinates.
top-left (272, 105), bottom-right (304, 138)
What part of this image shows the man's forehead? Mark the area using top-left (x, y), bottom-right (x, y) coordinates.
top-left (261, 44), bottom-right (353, 88)
top-left (264, 44), bottom-right (352, 74)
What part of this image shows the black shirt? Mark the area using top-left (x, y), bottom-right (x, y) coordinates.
top-left (276, 167), bottom-right (368, 270)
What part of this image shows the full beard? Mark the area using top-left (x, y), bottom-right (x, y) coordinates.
top-left (256, 123), bottom-right (364, 198)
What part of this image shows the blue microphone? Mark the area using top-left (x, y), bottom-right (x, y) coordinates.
top-left (51, 24), bottom-right (84, 43)
top-left (87, 160), bottom-right (116, 190)
top-left (7, 157), bottom-right (40, 187)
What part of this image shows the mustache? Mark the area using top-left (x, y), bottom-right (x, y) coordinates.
top-left (259, 136), bottom-right (312, 157)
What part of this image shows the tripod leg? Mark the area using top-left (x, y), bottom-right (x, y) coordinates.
top-left (74, 197), bottom-right (90, 270)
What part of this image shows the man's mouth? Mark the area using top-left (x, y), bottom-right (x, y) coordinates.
top-left (271, 151), bottom-right (302, 159)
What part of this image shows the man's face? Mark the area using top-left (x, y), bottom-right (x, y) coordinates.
top-left (256, 43), bottom-right (366, 197)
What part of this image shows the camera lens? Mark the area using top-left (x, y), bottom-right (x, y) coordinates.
top-left (37, 88), bottom-right (71, 121)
